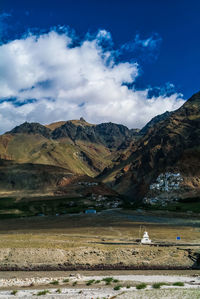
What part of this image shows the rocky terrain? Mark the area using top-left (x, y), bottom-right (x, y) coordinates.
top-left (2, 118), bottom-right (137, 176)
top-left (139, 111), bottom-right (172, 135)
top-left (101, 91), bottom-right (200, 207)
top-left (0, 246), bottom-right (198, 271)
top-left (0, 118), bottom-right (138, 206)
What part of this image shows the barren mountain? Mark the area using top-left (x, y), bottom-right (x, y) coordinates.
top-left (101, 91), bottom-right (200, 206)
top-left (0, 119), bottom-right (135, 211)
top-left (1, 118), bottom-right (137, 178)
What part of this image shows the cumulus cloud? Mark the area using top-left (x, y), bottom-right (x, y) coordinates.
top-left (0, 29), bottom-right (184, 133)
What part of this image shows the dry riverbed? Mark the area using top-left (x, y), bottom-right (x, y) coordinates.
top-left (0, 272), bottom-right (199, 298)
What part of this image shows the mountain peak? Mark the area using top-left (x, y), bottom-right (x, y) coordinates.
top-left (80, 117), bottom-right (86, 122)
top-left (176, 90), bottom-right (200, 118)
top-left (7, 122), bottom-right (51, 138)
top-left (188, 90), bottom-right (200, 103)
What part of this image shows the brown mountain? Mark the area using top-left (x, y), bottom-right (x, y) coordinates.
top-left (101, 91), bottom-right (200, 205)
top-left (1, 119), bottom-right (137, 177)
top-left (139, 111), bottom-right (172, 135)
top-left (0, 118), bottom-right (139, 202)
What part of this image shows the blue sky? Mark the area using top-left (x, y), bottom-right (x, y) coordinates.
top-left (0, 0), bottom-right (199, 132)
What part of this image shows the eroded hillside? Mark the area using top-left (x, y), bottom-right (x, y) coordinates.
top-left (0, 118), bottom-right (137, 178)
top-left (101, 91), bottom-right (200, 206)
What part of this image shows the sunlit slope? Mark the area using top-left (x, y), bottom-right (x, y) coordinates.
top-left (0, 134), bottom-right (114, 177)
top-left (0, 119), bottom-right (136, 177)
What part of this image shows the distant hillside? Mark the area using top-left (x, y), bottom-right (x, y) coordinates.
top-left (0, 118), bottom-right (138, 179)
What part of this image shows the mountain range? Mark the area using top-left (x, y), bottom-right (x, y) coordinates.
top-left (1, 118), bottom-right (138, 177)
top-left (0, 91), bottom-right (200, 213)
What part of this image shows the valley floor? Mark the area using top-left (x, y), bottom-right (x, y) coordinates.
top-left (0, 209), bottom-right (199, 297)
top-left (0, 209), bottom-right (199, 271)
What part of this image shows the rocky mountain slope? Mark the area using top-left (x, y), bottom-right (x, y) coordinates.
top-left (8, 118), bottom-right (135, 149)
top-left (101, 91), bottom-right (200, 206)
top-left (139, 111), bottom-right (172, 135)
top-left (1, 118), bottom-right (137, 178)
top-left (0, 118), bottom-right (137, 204)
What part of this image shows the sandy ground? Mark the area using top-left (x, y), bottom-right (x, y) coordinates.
top-left (0, 274), bottom-right (199, 298)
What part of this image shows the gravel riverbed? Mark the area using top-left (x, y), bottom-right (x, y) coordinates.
top-left (0, 273), bottom-right (199, 298)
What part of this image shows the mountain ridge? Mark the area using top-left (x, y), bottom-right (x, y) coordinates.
top-left (1, 119), bottom-right (139, 180)
top-left (101, 91), bottom-right (200, 204)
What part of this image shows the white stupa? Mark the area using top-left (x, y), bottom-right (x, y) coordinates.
top-left (141, 231), bottom-right (151, 244)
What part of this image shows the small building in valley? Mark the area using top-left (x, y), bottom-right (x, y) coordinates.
top-left (141, 231), bottom-right (151, 244)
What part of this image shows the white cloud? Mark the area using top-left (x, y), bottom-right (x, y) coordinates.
top-left (0, 29), bottom-right (184, 133)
